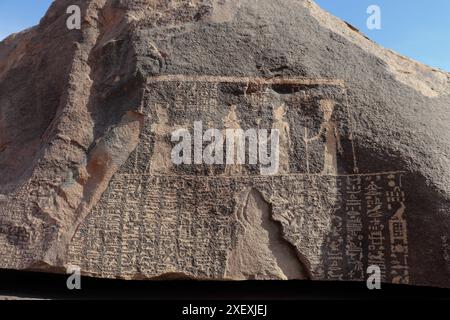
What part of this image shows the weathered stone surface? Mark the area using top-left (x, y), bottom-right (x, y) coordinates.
top-left (0, 0), bottom-right (449, 287)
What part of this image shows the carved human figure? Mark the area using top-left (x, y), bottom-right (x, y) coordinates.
top-left (223, 106), bottom-right (243, 176)
top-left (304, 99), bottom-right (343, 175)
top-left (149, 104), bottom-right (173, 174)
top-left (272, 104), bottom-right (291, 174)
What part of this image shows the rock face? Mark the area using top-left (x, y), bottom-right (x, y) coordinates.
top-left (0, 0), bottom-right (449, 287)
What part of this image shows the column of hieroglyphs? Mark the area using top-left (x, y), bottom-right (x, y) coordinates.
top-left (345, 176), bottom-right (364, 281)
top-left (118, 175), bottom-right (142, 277)
top-left (183, 178), bottom-right (205, 276)
top-left (98, 175), bottom-right (128, 277)
top-left (198, 81), bottom-right (219, 113)
top-left (327, 174), bottom-right (345, 280)
top-left (174, 82), bottom-right (186, 113)
top-left (156, 177), bottom-right (180, 272)
top-left (80, 202), bottom-right (102, 274)
top-left (89, 193), bottom-right (112, 277)
top-left (203, 82), bottom-right (220, 175)
top-left (211, 177), bottom-right (239, 278)
top-left (176, 177), bottom-right (199, 274)
top-left (196, 177), bottom-right (226, 277)
top-left (139, 175), bottom-right (163, 275)
top-left (147, 176), bottom-right (167, 274)
top-left (165, 177), bottom-right (180, 266)
top-left (364, 176), bottom-right (387, 281)
top-left (174, 178), bottom-right (190, 269)
top-left (386, 174), bottom-right (409, 284)
top-left (134, 175), bottom-right (149, 275)
top-left (326, 217), bottom-right (345, 280)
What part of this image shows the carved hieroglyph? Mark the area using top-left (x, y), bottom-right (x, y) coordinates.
top-left (60, 76), bottom-right (409, 282)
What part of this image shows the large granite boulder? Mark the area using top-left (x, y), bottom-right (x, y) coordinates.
top-left (0, 0), bottom-right (449, 287)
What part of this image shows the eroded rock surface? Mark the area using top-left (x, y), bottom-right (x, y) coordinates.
top-left (0, 0), bottom-right (449, 287)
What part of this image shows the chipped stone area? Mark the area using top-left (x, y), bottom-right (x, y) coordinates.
top-left (225, 188), bottom-right (308, 280)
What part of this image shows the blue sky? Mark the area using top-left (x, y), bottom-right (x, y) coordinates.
top-left (0, 0), bottom-right (449, 71)
top-left (0, 1), bottom-right (53, 40)
top-left (315, 0), bottom-right (450, 72)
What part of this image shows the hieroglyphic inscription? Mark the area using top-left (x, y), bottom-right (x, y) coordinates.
top-left (323, 173), bottom-right (409, 283)
top-left (70, 175), bottom-right (240, 278)
top-left (68, 171), bottom-right (407, 280)
top-left (69, 174), bottom-right (335, 278)
top-left (67, 76), bottom-right (410, 281)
